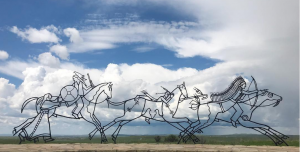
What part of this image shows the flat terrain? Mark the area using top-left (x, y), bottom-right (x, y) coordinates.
top-left (0, 135), bottom-right (298, 146)
top-left (0, 135), bottom-right (298, 151)
top-left (0, 143), bottom-right (298, 152)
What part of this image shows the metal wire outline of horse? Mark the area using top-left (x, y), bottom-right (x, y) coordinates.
top-left (12, 73), bottom-right (289, 146)
top-left (13, 72), bottom-right (113, 144)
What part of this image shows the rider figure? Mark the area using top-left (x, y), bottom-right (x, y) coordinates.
top-left (157, 87), bottom-right (174, 104)
top-left (68, 72), bottom-right (93, 119)
top-left (142, 87), bottom-right (174, 104)
top-left (141, 87), bottom-right (175, 123)
top-left (210, 76), bottom-right (260, 127)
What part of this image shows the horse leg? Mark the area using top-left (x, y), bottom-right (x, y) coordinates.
top-left (43, 109), bottom-right (55, 143)
top-left (92, 114), bottom-right (108, 143)
top-left (174, 121), bottom-right (198, 143)
top-left (160, 112), bottom-right (200, 144)
top-left (85, 103), bottom-right (107, 142)
top-left (183, 111), bottom-right (220, 142)
top-left (86, 100), bottom-right (127, 141)
top-left (88, 120), bottom-right (118, 140)
top-left (112, 120), bottom-right (132, 144)
top-left (160, 111), bottom-right (199, 143)
top-left (18, 130), bottom-right (26, 144)
top-left (183, 103), bottom-right (224, 142)
top-left (100, 129), bottom-right (107, 143)
top-left (260, 127), bottom-right (288, 146)
top-left (13, 117), bottom-right (36, 135)
top-left (82, 111), bottom-right (104, 141)
top-left (253, 127), bottom-right (287, 146)
top-left (238, 119), bottom-right (287, 146)
top-left (268, 128), bottom-right (289, 139)
top-left (87, 100), bottom-right (127, 139)
top-left (252, 128), bottom-right (279, 145)
top-left (85, 121), bottom-right (102, 140)
top-left (111, 121), bottom-right (123, 144)
top-left (18, 127), bottom-right (31, 144)
top-left (110, 109), bottom-right (142, 143)
top-left (167, 122), bottom-right (199, 144)
top-left (179, 121), bottom-right (201, 143)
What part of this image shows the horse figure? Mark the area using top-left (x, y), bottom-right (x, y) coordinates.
top-left (12, 82), bottom-right (113, 144)
top-left (88, 82), bottom-right (202, 143)
top-left (12, 74), bottom-right (288, 146)
top-left (179, 84), bottom-right (287, 145)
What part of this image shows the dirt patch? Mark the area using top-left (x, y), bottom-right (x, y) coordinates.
top-left (0, 144), bottom-right (297, 152)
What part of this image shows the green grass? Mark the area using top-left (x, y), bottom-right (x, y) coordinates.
top-left (0, 135), bottom-right (298, 147)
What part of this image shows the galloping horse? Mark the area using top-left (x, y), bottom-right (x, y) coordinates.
top-left (88, 82), bottom-right (202, 143)
top-left (180, 89), bottom-right (287, 145)
top-left (13, 82), bottom-right (113, 144)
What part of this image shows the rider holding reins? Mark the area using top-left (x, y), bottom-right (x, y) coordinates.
top-left (67, 72), bottom-right (93, 119)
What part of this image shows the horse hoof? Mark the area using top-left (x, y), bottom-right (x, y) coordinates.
top-left (112, 136), bottom-right (117, 143)
top-left (276, 141), bottom-right (283, 145)
top-left (44, 137), bottom-right (55, 143)
top-left (101, 137), bottom-right (108, 143)
top-left (18, 133), bottom-right (25, 144)
top-left (12, 129), bottom-right (17, 136)
top-left (178, 133), bottom-right (183, 138)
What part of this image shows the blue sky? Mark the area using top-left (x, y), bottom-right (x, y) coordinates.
top-left (0, 0), bottom-right (298, 137)
top-left (0, 0), bottom-right (218, 86)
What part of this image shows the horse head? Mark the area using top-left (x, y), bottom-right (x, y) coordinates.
top-left (247, 90), bottom-right (282, 108)
top-left (177, 82), bottom-right (188, 102)
top-left (257, 91), bottom-right (282, 107)
top-left (103, 82), bottom-right (113, 100)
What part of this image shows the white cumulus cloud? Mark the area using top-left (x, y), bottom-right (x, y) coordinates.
top-left (0, 78), bottom-right (16, 98)
top-left (38, 52), bottom-right (60, 68)
top-left (10, 25), bottom-right (61, 43)
top-left (50, 44), bottom-right (69, 60)
top-left (0, 50), bottom-right (9, 60)
top-left (64, 28), bottom-right (83, 43)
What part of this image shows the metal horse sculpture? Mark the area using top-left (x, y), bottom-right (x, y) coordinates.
top-left (178, 77), bottom-right (288, 146)
top-left (12, 73), bottom-right (288, 146)
top-left (88, 82), bottom-right (204, 143)
top-left (13, 72), bottom-right (112, 144)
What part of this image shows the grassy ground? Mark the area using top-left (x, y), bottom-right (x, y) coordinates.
top-left (0, 135), bottom-right (298, 146)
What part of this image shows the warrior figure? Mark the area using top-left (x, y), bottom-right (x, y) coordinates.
top-left (67, 72), bottom-right (93, 118)
top-left (210, 76), bottom-right (261, 127)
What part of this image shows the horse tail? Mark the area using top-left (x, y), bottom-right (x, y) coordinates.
top-left (21, 97), bottom-right (40, 113)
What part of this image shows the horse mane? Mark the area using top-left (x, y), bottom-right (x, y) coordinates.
top-left (210, 76), bottom-right (245, 101)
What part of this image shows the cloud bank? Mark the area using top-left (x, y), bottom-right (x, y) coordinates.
top-left (1, 0), bottom-right (298, 135)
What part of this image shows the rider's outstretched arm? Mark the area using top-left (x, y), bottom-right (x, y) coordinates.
top-left (242, 89), bottom-right (267, 95)
top-left (141, 90), bottom-right (156, 101)
top-left (242, 90), bottom-right (258, 95)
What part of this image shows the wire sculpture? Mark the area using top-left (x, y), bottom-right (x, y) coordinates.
top-left (12, 72), bottom-right (288, 146)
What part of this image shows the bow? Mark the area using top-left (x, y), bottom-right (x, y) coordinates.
top-left (248, 76), bottom-right (258, 109)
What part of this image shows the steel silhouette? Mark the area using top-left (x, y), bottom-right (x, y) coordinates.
top-left (12, 73), bottom-right (288, 146)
